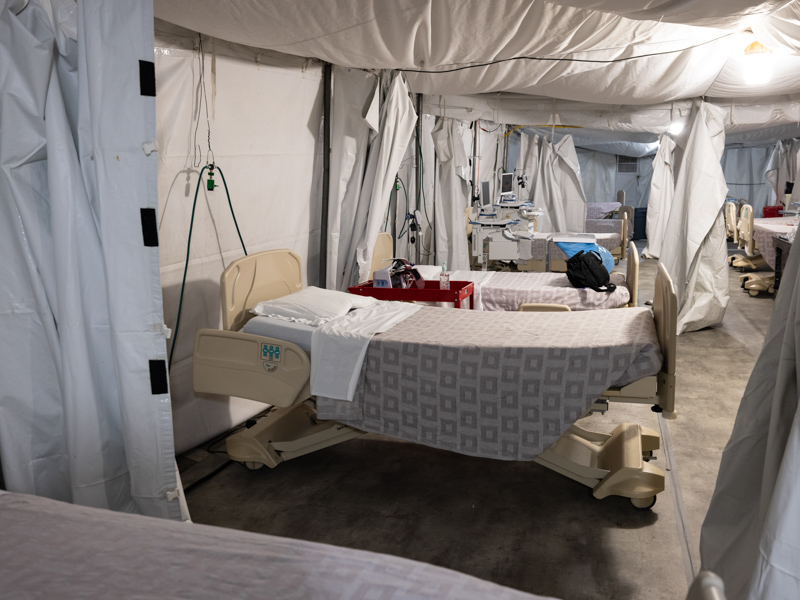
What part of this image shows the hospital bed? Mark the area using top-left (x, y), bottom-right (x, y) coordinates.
top-left (724, 201), bottom-right (738, 243)
top-left (382, 238), bottom-right (640, 311)
top-left (192, 250), bottom-right (677, 508)
top-left (730, 204), bottom-right (775, 295)
top-left (0, 490), bottom-right (726, 599)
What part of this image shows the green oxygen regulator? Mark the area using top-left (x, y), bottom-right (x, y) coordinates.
top-left (207, 163), bottom-right (216, 191)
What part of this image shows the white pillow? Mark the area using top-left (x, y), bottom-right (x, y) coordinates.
top-left (250, 286), bottom-right (375, 326)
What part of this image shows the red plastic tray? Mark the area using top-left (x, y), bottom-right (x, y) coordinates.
top-left (348, 279), bottom-right (475, 309)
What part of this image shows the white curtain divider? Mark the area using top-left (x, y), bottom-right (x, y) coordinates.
top-left (700, 234), bottom-right (800, 600)
top-left (337, 73), bottom-right (417, 287)
top-left (432, 117), bottom-right (472, 271)
top-left (533, 135), bottom-right (588, 233)
top-left (517, 132), bottom-right (541, 203)
top-left (642, 135), bottom-right (677, 259)
top-left (659, 102), bottom-right (730, 334)
top-left (0, 0), bottom-right (179, 518)
top-left (328, 67), bottom-right (377, 290)
top-left (765, 139), bottom-right (800, 208)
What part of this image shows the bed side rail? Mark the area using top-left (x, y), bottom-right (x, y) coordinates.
top-left (193, 329), bottom-right (311, 407)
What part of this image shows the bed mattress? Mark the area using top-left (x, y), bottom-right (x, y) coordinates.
top-left (317, 306), bottom-right (662, 461)
top-left (481, 271), bottom-right (630, 311)
top-left (242, 316), bottom-right (314, 351)
top-left (0, 491), bottom-right (547, 600)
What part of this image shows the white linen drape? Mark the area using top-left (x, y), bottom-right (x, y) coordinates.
top-left (335, 73), bottom-right (417, 288)
top-left (642, 135), bottom-right (676, 259)
top-left (432, 117), bottom-right (471, 271)
top-left (533, 135), bottom-right (588, 233)
top-left (700, 234), bottom-right (800, 600)
top-left (659, 102), bottom-right (729, 334)
top-left (0, 0), bottom-right (179, 518)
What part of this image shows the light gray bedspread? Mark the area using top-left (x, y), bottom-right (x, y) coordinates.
top-left (317, 307), bottom-right (662, 461)
top-left (481, 272), bottom-right (630, 311)
top-left (0, 491), bottom-right (553, 600)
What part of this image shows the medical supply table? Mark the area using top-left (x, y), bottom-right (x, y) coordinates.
top-left (348, 280), bottom-right (475, 309)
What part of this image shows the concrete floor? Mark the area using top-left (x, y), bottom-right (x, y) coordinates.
top-left (180, 245), bottom-right (774, 600)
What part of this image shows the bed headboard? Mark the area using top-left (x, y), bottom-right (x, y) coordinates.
top-left (626, 241), bottom-right (639, 307)
top-left (653, 262), bottom-right (677, 376)
top-left (220, 250), bottom-right (303, 331)
top-left (739, 204), bottom-right (756, 255)
top-left (370, 232), bottom-right (394, 280)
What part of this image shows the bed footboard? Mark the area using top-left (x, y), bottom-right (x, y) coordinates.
top-left (193, 329), bottom-right (311, 408)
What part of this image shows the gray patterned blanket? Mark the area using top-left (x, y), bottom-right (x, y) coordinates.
top-left (481, 272), bottom-right (629, 311)
top-left (317, 307), bottom-right (662, 460)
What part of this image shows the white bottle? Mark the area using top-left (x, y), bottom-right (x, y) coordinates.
top-left (439, 262), bottom-right (450, 291)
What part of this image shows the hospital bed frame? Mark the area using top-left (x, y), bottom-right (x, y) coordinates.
top-left (192, 251), bottom-right (677, 508)
top-left (372, 234), bottom-right (640, 310)
top-left (729, 204), bottom-right (774, 295)
top-left (724, 201), bottom-right (739, 244)
top-left (550, 213), bottom-right (629, 272)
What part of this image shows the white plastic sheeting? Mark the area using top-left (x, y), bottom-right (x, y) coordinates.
top-left (432, 117), bottom-right (471, 271)
top-left (0, 1), bottom-right (180, 518)
top-left (723, 145), bottom-right (776, 217)
top-left (155, 24), bottom-right (325, 453)
top-left (700, 232), bottom-right (800, 600)
top-left (659, 103), bottom-right (730, 334)
top-left (642, 135), bottom-right (677, 259)
top-left (533, 136), bottom-right (588, 233)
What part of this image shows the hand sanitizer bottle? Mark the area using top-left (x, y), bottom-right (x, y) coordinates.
top-left (439, 262), bottom-right (450, 291)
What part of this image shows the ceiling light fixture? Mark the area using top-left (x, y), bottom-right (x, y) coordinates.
top-left (743, 41), bottom-right (773, 85)
top-left (669, 122), bottom-right (684, 135)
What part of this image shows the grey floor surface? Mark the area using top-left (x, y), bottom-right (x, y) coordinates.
top-left (180, 245), bottom-right (774, 600)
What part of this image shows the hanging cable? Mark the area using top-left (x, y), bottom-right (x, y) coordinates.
top-left (168, 166), bottom-right (247, 371)
top-left (397, 32), bottom-right (738, 75)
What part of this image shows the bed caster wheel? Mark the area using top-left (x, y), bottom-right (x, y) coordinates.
top-left (631, 496), bottom-right (656, 510)
top-left (749, 290), bottom-right (760, 297)
top-left (244, 461), bottom-right (264, 471)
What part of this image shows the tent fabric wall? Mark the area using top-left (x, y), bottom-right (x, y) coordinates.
top-left (155, 23), bottom-right (325, 454)
top-left (723, 145), bottom-right (776, 217)
top-left (576, 149), bottom-right (616, 204)
top-left (518, 132), bottom-right (541, 203)
top-left (0, 0), bottom-right (179, 519)
top-left (642, 135), bottom-right (677, 259)
top-left (659, 102), bottom-right (730, 334)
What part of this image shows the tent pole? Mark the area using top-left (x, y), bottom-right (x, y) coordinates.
top-left (415, 93), bottom-right (423, 265)
top-left (319, 62), bottom-right (332, 288)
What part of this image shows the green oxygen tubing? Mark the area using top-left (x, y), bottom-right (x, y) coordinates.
top-left (168, 164), bottom-right (248, 371)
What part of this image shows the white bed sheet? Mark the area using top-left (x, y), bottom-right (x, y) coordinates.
top-left (0, 492), bottom-right (551, 600)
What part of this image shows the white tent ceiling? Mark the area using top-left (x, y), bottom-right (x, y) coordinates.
top-left (155, 0), bottom-right (800, 108)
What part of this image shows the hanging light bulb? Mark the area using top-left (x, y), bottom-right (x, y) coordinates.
top-left (743, 41), bottom-right (773, 85)
top-left (669, 121), bottom-right (684, 136)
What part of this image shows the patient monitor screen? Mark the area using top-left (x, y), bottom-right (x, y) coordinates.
top-left (500, 172), bottom-right (514, 195)
top-left (481, 181), bottom-right (491, 206)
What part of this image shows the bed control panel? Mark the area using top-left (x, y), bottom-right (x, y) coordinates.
top-left (262, 343), bottom-right (281, 363)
